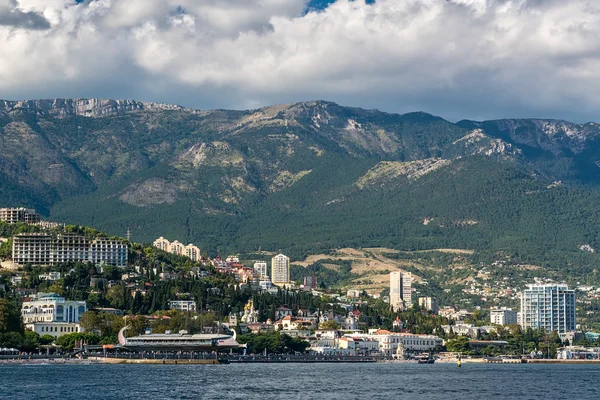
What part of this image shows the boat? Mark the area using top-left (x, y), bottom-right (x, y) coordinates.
top-left (416, 353), bottom-right (435, 364)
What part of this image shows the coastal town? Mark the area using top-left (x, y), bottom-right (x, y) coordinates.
top-left (1, 207), bottom-right (600, 363)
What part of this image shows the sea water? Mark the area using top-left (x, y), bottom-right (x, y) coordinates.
top-left (0, 362), bottom-right (596, 399)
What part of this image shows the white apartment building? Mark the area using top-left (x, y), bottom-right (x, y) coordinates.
top-left (153, 237), bottom-right (171, 251)
top-left (153, 237), bottom-right (201, 262)
top-left (22, 292), bottom-right (86, 338)
top-left (490, 307), bottom-right (518, 325)
top-left (0, 207), bottom-right (40, 224)
top-left (170, 240), bottom-right (185, 256)
top-left (521, 283), bottom-right (576, 334)
top-left (185, 244), bottom-right (201, 261)
top-left (12, 233), bottom-right (128, 267)
top-left (271, 254), bottom-right (290, 285)
top-left (390, 271), bottom-right (412, 311)
top-left (168, 300), bottom-right (197, 312)
top-left (254, 262), bottom-right (268, 280)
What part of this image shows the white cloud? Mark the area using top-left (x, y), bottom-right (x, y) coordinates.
top-left (1, 0), bottom-right (600, 121)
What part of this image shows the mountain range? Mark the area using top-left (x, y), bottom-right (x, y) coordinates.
top-left (2, 98), bottom-right (600, 274)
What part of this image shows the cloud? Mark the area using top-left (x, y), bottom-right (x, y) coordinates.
top-left (1, 0), bottom-right (600, 122)
top-left (0, 0), bottom-right (50, 30)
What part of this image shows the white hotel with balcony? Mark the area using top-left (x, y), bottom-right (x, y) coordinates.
top-left (21, 292), bottom-right (87, 338)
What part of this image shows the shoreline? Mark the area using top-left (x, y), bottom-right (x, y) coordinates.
top-left (3, 357), bottom-right (600, 365)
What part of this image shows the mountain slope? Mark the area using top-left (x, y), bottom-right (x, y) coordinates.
top-left (2, 98), bottom-right (600, 276)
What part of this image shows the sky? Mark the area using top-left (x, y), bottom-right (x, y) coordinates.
top-left (1, 0), bottom-right (600, 122)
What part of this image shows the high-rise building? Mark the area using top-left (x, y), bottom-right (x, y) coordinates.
top-left (185, 244), bottom-right (201, 261)
top-left (271, 254), bottom-right (290, 285)
top-left (169, 240), bottom-right (185, 256)
top-left (253, 262), bottom-right (268, 280)
top-left (12, 233), bottom-right (127, 267)
top-left (520, 283), bottom-right (576, 334)
top-left (0, 207), bottom-right (41, 224)
top-left (390, 271), bottom-right (412, 311)
top-left (490, 307), bottom-right (518, 325)
top-left (418, 297), bottom-right (439, 314)
top-left (153, 237), bottom-right (201, 262)
top-left (153, 237), bottom-right (171, 251)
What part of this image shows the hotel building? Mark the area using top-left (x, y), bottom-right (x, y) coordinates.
top-left (12, 233), bottom-right (128, 267)
top-left (520, 283), bottom-right (576, 334)
top-left (0, 207), bottom-right (41, 224)
top-left (21, 292), bottom-right (86, 338)
top-left (352, 330), bottom-right (443, 356)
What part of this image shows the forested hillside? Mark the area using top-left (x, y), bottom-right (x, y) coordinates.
top-left (3, 98), bottom-right (600, 276)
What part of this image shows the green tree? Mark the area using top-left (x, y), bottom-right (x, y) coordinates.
top-left (319, 320), bottom-right (342, 330)
top-left (446, 336), bottom-right (471, 353)
top-left (55, 333), bottom-right (101, 351)
top-left (0, 298), bottom-right (22, 333)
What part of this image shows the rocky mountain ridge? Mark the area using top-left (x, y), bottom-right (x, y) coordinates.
top-left (3, 98), bottom-right (600, 275)
top-left (0, 98), bottom-right (186, 118)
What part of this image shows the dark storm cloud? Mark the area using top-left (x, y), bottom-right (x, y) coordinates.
top-left (0, 0), bottom-right (50, 30)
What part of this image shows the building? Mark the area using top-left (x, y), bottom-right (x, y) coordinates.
top-left (353, 330), bottom-right (443, 356)
top-left (0, 207), bottom-right (40, 224)
top-left (418, 297), bottom-right (439, 314)
top-left (153, 237), bottom-right (201, 262)
top-left (38, 271), bottom-right (61, 281)
top-left (303, 275), bottom-right (318, 290)
top-left (275, 306), bottom-right (293, 320)
top-left (390, 271), bottom-right (412, 311)
top-left (490, 307), bottom-right (518, 325)
top-left (21, 292), bottom-right (86, 338)
top-left (253, 262), bottom-right (268, 280)
top-left (241, 300), bottom-right (260, 324)
top-left (271, 254), bottom-right (290, 285)
top-left (11, 233), bottom-right (51, 266)
top-left (520, 283), bottom-right (576, 334)
top-left (153, 237), bottom-right (170, 251)
top-left (27, 322), bottom-right (83, 338)
top-left (89, 237), bottom-right (128, 267)
top-left (169, 240), bottom-right (185, 256)
top-left (185, 244), bottom-right (201, 261)
top-left (12, 233), bottom-right (128, 267)
top-left (168, 300), bottom-right (197, 312)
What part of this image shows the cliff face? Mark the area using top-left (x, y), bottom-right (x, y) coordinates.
top-left (2, 98), bottom-right (600, 267)
top-left (0, 98), bottom-right (185, 118)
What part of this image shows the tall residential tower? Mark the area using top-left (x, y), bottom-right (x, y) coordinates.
top-left (520, 283), bottom-right (576, 334)
top-left (271, 254), bottom-right (290, 285)
top-left (390, 271), bottom-right (412, 311)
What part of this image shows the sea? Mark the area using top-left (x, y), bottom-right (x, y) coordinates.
top-left (0, 362), bottom-right (597, 399)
